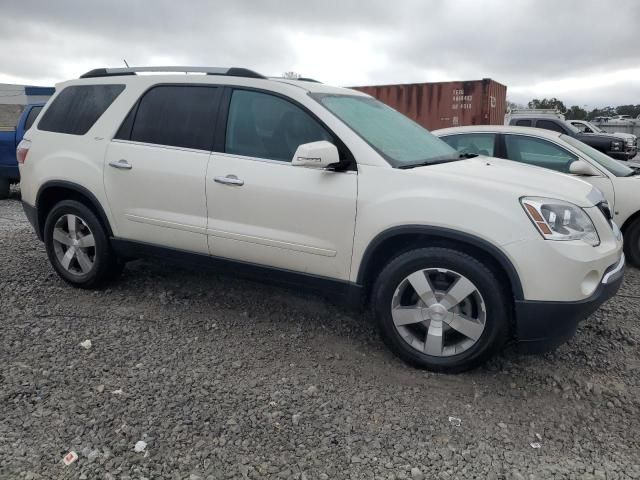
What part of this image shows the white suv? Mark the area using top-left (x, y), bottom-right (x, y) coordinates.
top-left (17, 66), bottom-right (625, 372)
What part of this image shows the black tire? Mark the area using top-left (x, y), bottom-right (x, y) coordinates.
top-left (0, 177), bottom-right (9, 200)
top-left (371, 247), bottom-right (510, 373)
top-left (623, 218), bottom-right (640, 268)
top-left (44, 200), bottom-right (123, 288)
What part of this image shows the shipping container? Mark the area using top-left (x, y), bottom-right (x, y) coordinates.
top-left (351, 78), bottom-right (507, 131)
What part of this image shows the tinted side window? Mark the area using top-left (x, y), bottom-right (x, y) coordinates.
top-left (23, 106), bottom-right (43, 131)
top-left (515, 119), bottom-right (532, 127)
top-left (440, 133), bottom-right (496, 156)
top-left (38, 85), bottom-right (124, 135)
top-left (536, 119), bottom-right (566, 134)
top-left (129, 86), bottom-right (219, 150)
top-left (505, 135), bottom-right (577, 173)
top-left (225, 89), bottom-right (332, 162)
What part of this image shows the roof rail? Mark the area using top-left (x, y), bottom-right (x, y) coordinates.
top-left (79, 66), bottom-right (266, 79)
top-left (507, 108), bottom-right (563, 115)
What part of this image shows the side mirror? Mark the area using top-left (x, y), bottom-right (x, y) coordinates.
top-left (569, 159), bottom-right (600, 176)
top-left (292, 141), bottom-right (339, 169)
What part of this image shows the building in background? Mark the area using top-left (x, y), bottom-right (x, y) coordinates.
top-left (0, 84), bottom-right (55, 127)
top-left (352, 78), bottom-right (507, 131)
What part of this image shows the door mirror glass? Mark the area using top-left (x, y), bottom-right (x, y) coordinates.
top-left (569, 159), bottom-right (600, 176)
top-left (292, 140), bottom-right (339, 168)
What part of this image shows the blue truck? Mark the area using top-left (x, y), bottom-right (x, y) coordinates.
top-left (0, 103), bottom-right (45, 198)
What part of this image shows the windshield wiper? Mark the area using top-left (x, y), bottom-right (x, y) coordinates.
top-left (397, 153), bottom-right (476, 170)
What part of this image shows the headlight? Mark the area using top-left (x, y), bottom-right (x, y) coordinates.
top-left (520, 197), bottom-right (600, 246)
top-left (611, 140), bottom-right (623, 151)
top-left (626, 138), bottom-right (634, 146)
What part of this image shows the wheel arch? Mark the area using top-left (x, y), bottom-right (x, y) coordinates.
top-left (35, 180), bottom-right (113, 241)
top-left (620, 209), bottom-right (640, 233)
top-left (356, 225), bottom-right (524, 301)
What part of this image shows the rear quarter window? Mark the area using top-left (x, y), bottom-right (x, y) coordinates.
top-left (38, 84), bottom-right (125, 135)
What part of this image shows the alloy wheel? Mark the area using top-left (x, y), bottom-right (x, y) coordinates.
top-left (52, 214), bottom-right (96, 276)
top-left (391, 268), bottom-right (486, 356)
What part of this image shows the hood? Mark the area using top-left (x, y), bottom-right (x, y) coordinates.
top-left (612, 132), bottom-right (636, 141)
top-left (408, 156), bottom-right (599, 208)
top-left (577, 132), bottom-right (620, 142)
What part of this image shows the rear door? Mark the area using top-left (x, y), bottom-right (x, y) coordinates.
top-left (534, 119), bottom-right (570, 135)
top-left (104, 85), bottom-right (221, 254)
top-left (205, 88), bottom-right (357, 280)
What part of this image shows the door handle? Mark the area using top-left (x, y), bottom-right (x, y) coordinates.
top-left (214, 175), bottom-right (244, 186)
top-left (109, 159), bottom-right (132, 170)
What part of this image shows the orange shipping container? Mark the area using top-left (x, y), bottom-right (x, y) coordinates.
top-left (351, 78), bottom-right (507, 131)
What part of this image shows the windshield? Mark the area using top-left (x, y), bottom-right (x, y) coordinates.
top-left (562, 135), bottom-right (634, 177)
top-left (584, 121), bottom-right (605, 134)
top-left (313, 94), bottom-right (458, 167)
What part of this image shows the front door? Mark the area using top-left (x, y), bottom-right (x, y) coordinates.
top-left (206, 88), bottom-right (357, 280)
top-left (104, 85), bottom-right (221, 254)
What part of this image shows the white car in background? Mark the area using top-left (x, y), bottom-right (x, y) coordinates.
top-left (434, 125), bottom-right (640, 266)
top-left (569, 119), bottom-right (637, 158)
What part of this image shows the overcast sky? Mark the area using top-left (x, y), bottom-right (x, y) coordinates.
top-left (1, 0), bottom-right (639, 108)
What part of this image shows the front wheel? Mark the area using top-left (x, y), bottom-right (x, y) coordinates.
top-left (44, 200), bottom-right (123, 288)
top-left (371, 247), bottom-right (510, 373)
top-left (623, 218), bottom-right (640, 268)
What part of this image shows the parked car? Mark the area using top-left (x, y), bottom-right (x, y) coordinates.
top-left (569, 119), bottom-right (637, 158)
top-left (0, 103), bottom-right (44, 198)
top-left (434, 125), bottom-right (640, 265)
top-left (611, 115), bottom-right (632, 121)
top-left (505, 112), bottom-right (635, 160)
top-left (18, 66), bottom-right (624, 372)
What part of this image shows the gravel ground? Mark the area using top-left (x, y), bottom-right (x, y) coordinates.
top-left (1, 188), bottom-right (639, 480)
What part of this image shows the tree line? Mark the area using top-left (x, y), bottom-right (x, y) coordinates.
top-left (507, 97), bottom-right (640, 120)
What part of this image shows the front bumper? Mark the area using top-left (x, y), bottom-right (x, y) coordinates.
top-left (514, 253), bottom-right (625, 353)
top-left (610, 148), bottom-right (636, 160)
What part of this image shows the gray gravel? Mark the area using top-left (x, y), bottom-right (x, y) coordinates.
top-left (1, 188), bottom-right (639, 479)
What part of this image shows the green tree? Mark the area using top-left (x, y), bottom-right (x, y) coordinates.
top-left (587, 106), bottom-right (616, 120)
top-left (527, 97), bottom-right (566, 112)
top-left (565, 105), bottom-right (588, 120)
top-left (506, 99), bottom-right (525, 112)
top-left (615, 104), bottom-right (640, 118)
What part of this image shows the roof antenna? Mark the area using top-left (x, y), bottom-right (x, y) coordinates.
top-left (123, 59), bottom-right (130, 68)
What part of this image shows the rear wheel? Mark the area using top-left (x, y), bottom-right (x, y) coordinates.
top-left (44, 200), bottom-right (123, 288)
top-left (623, 218), bottom-right (640, 268)
top-left (371, 247), bottom-right (510, 373)
top-left (0, 177), bottom-right (10, 199)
